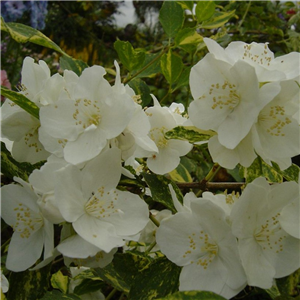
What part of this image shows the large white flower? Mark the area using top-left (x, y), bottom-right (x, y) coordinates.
top-left (1, 178), bottom-right (54, 271)
top-left (55, 147), bottom-right (149, 252)
top-left (204, 38), bottom-right (300, 83)
top-left (188, 53), bottom-right (281, 149)
top-left (156, 191), bottom-right (247, 299)
top-left (231, 177), bottom-right (300, 289)
top-left (40, 65), bottom-right (136, 165)
top-left (136, 96), bottom-right (192, 175)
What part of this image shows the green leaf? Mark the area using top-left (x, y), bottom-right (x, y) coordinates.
top-left (165, 126), bottom-right (216, 143)
top-left (1, 17), bottom-right (66, 55)
top-left (128, 78), bottom-right (152, 107)
top-left (129, 258), bottom-right (181, 300)
top-left (159, 1), bottom-right (184, 38)
top-left (59, 55), bottom-right (88, 76)
top-left (114, 40), bottom-right (145, 72)
top-left (276, 269), bottom-right (300, 297)
top-left (1, 86), bottom-right (39, 119)
top-left (95, 263), bottom-right (130, 293)
top-left (142, 173), bottom-right (183, 213)
top-left (176, 1), bottom-right (194, 12)
top-left (172, 67), bottom-right (191, 92)
top-left (195, 1), bottom-right (216, 23)
top-left (51, 270), bottom-right (69, 294)
top-left (240, 157), bottom-right (284, 183)
top-left (7, 265), bottom-right (51, 300)
top-left (200, 10), bottom-right (236, 29)
top-left (271, 162), bottom-right (299, 183)
top-left (169, 162), bottom-right (193, 183)
top-left (160, 50), bottom-right (183, 85)
top-left (1, 142), bottom-right (44, 181)
top-left (136, 53), bottom-right (162, 79)
top-left (112, 253), bottom-right (152, 289)
top-left (157, 290), bottom-right (227, 300)
top-left (175, 28), bottom-right (203, 53)
top-left (73, 279), bottom-right (103, 296)
top-left (41, 291), bottom-right (81, 300)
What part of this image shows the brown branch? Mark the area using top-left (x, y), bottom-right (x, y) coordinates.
top-left (175, 181), bottom-right (245, 190)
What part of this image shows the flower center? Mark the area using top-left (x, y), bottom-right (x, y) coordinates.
top-left (254, 212), bottom-right (286, 253)
top-left (259, 105), bottom-right (291, 137)
top-left (242, 44), bottom-right (272, 66)
top-left (183, 231), bottom-right (219, 270)
top-left (73, 98), bottom-right (102, 130)
top-left (199, 81), bottom-right (240, 111)
top-left (150, 126), bottom-right (169, 149)
top-left (12, 203), bottom-right (44, 238)
top-left (85, 188), bottom-right (119, 219)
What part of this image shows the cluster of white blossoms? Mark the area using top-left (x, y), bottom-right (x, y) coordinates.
top-left (1, 39), bottom-right (299, 300)
top-left (156, 179), bottom-right (300, 299)
top-left (189, 38), bottom-right (300, 170)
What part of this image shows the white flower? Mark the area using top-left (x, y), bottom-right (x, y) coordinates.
top-left (137, 96), bottom-right (192, 175)
top-left (1, 178), bottom-right (54, 271)
top-left (188, 53), bottom-right (281, 149)
top-left (1, 268), bottom-right (9, 294)
top-left (58, 233), bottom-right (117, 268)
top-left (278, 196), bottom-right (300, 239)
top-left (231, 177), bottom-right (300, 289)
top-left (28, 155), bottom-right (69, 224)
top-left (55, 147), bottom-right (149, 252)
top-left (40, 65), bottom-right (136, 165)
top-left (208, 133), bottom-right (257, 169)
top-left (251, 80), bottom-right (300, 170)
top-left (204, 38), bottom-right (300, 83)
top-left (156, 192), bottom-right (246, 299)
top-left (1, 100), bottom-right (50, 163)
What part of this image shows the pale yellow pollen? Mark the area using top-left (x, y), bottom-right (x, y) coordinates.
top-left (132, 95), bottom-right (142, 104)
top-left (85, 188), bottom-right (119, 219)
top-left (242, 44), bottom-right (272, 66)
top-left (199, 81), bottom-right (240, 110)
top-left (24, 126), bottom-right (43, 153)
top-left (72, 98), bottom-right (102, 129)
top-left (260, 105), bottom-right (291, 137)
top-left (254, 212), bottom-right (286, 253)
top-left (182, 231), bottom-right (218, 270)
top-left (150, 126), bottom-right (169, 149)
top-left (12, 203), bottom-right (43, 238)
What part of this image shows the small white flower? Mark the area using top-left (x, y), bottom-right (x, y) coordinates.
top-left (204, 38), bottom-right (300, 83)
top-left (1, 268), bottom-right (9, 294)
top-left (231, 177), bottom-right (300, 289)
top-left (28, 155), bottom-right (69, 224)
top-left (1, 178), bottom-right (54, 271)
top-left (137, 96), bottom-right (192, 175)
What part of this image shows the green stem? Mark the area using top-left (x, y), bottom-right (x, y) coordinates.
top-left (123, 47), bottom-right (168, 84)
top-left (1, 238), bottom-right (11, 253)
top-left (149, 212), bottom-right (160, 227)
top-left (145, 241), bottom-right (157, 254)
top-left (204, 163), bottom-right (221, 182)
top-left (238, 1), bottom-right (251, 29)
top-left (106, 288), bottom-right (118, 300)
